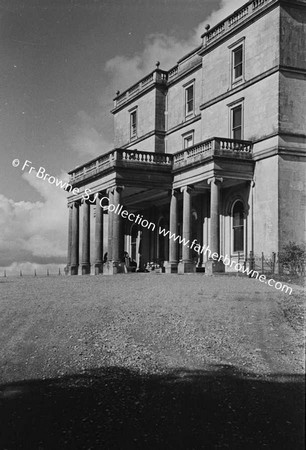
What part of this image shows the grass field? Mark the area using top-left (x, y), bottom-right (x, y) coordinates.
top-left (0, 274), bottom-right (304, 449)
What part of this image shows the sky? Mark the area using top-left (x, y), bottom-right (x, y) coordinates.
top-left (0, 0), bottom-right (246, 274)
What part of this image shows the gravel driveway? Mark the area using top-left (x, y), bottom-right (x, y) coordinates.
top-left (0, 274), bottom-right (304, 449)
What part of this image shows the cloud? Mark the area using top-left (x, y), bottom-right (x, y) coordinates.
top-left (200, 0), bottom-right (247, 32)
top-left (105, 0), bottom-right (247, 93)
top-left (67, 0), bottom-right (246, 161)
top-left (67, 110), bottom-right (113, 158)
top-left (0, 169), bottom-right (68, 270)
top-left (105, 33), bottom-right (194, 92)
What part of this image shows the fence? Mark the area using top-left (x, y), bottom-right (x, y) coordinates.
top-left (248, 251), bottom-right (305, 276)
top-left (2, 267), bottom-right (67, 278)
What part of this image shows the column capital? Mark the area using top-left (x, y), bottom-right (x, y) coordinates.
top-left (207, 176), bottom-right (223, 185)
top-left (107, 185), bottom-right (124, 195)
top-left (168, 188), bottom-right (179, 197)
top-left (67, 203), bottom-right (73, 209)
top-left (95, 192), bottom-right (106, 200)
top-left (180, 185), bottom-right (194, 194)
top-left (114, 185), bottom-right (124, 193)
top-left (81, 198), bottom-right (91, 205)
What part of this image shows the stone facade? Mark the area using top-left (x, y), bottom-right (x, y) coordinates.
top-left (67, 0), bottom-right (306, 275)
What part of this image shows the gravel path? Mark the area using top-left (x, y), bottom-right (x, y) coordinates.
top-left (0, 274), bottom-right (304, 449)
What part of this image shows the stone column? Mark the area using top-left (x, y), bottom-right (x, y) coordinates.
top-left (206, 177), bottom-right (224, 274)
top-left (67, 204), bottom-right (73, 271)
top-left (70, 201), bottom-right (79, 275)
top-left (178, 186), bottom-right (196, 274)
top-left (105, 186), bottom-right (124, 275)
top-left (81, 199), bottom-right (90, 275)
top-left (107, 189), bottom-right (114, 262)
top-left (112, 186), bottom-right (123, 262)
top-left (165, 189), bottom-right (178, 273)
top-left (94, 194), bottom-right (104, 274)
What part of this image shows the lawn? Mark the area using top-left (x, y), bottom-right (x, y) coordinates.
top-left (0, 274), bottom-right (304, 449)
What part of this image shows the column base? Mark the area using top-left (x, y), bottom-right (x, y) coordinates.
top-left (178, 261), bottom-right (196, 274)
top-left (70, 265), bottom-right (79, 275)
top-left (94, 262), bottom-right (103, 275)
top-left (205, 260), bottom-right (225, 275)
top-left (164, 262), bottom-right (178, 274)
top-left (103, 260), bottom-right (126, 275)
top-left (81, 264), bottom-right (91, 275)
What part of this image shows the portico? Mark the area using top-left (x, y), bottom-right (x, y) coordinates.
top-left (66, 138), bottom-right (254, 275)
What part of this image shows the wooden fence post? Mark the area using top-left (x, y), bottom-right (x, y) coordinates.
top-left (272, 252), bottom-right (276, 274)
top-left (249, 251), bottom-right (255, 272)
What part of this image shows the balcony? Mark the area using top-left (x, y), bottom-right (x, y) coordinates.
top-left (69, 148), bottom-right (173, 185)
top-left (69, 138), bottom-right (253, 185)
top-left (173, 137), bottom-right (253, 171)
top-left (113, 69), bottom-right (168, 110)
top-left (201, 0), bottom-right (277, 48)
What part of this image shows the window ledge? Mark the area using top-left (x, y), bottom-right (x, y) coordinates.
top-left (232, 77), bottom-right (244, 87)
top-left (185, 112), bottom-right (195, 120)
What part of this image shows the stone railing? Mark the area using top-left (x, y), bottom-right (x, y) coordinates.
top-left (203, 0), bottom-right (276, 47)
top-left (168, 66), bottom-right (179, 79)
top-left (69, 149), bottom-right (173, 184)
top-left (114, 69), bottom-right (168, 108)
top-left (69, 138), bottom-right (253, 183)
top-left (228, 5), bottom-right (249, 27)
top-left (173, 137), bottom-right (253, 169)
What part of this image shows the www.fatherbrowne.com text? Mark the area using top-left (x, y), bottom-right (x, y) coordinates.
top-left (13, 158), bottom-right (293, 294)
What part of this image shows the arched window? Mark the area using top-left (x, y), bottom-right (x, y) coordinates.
top-left (232, 201), bottom-right (244, 253)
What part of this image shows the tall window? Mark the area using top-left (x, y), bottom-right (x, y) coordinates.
top-left (183, 131), bottom-right (194, 149)
top-left (232, 45), bottom-right (243, 82)
top-left (231, 105), bottom-right (242, 140)
top-left (185, 84), bottom-right (194, 116)
top-left (130, 110), bottom-right (137, 138)
top-left (232, 201), bottom-right (244, 253)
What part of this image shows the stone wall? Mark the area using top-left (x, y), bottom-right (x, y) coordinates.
top-left (202, 5), bottom-right (280, 105)
top-left (278, 156), bottom-right (306, 249)
top-left (280, 3), bottom-right (306, 70)
top-left (253, 155), bottom-right (279, 255)
top-left (113, 89), bottom-right (157, 150)
top-left (201, 72), bottom-right (279, 143)
top-left (166, 67), bottom-right (202, 131)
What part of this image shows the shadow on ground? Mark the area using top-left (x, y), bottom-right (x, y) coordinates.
top-left (0, 365), bottom-right (304, 449)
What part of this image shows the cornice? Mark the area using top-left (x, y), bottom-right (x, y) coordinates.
top-left (166, 114), bottom-right (201, 136)
top-left (111, 82), bottom-right (167, 114)
top-left (120, 129), bottom-right (166, 149)
top-left (200, 66), bottom-right (280, 111)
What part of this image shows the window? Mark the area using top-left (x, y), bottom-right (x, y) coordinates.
top-left (130, 110), bottom-right (137, 138)
top-left (231, 105), bottom-right (242, 140)
top-left (232, 45), bottom-right (243, 82)
top-left (183, 132), bottom-right (194, 149)
top-left (232, 201), bottom-right (244, 253)
top-left (185, 84), bottom-right (194, 116)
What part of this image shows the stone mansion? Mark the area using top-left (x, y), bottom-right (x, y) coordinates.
top-left (67, 0), bottom-right (306, 275)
